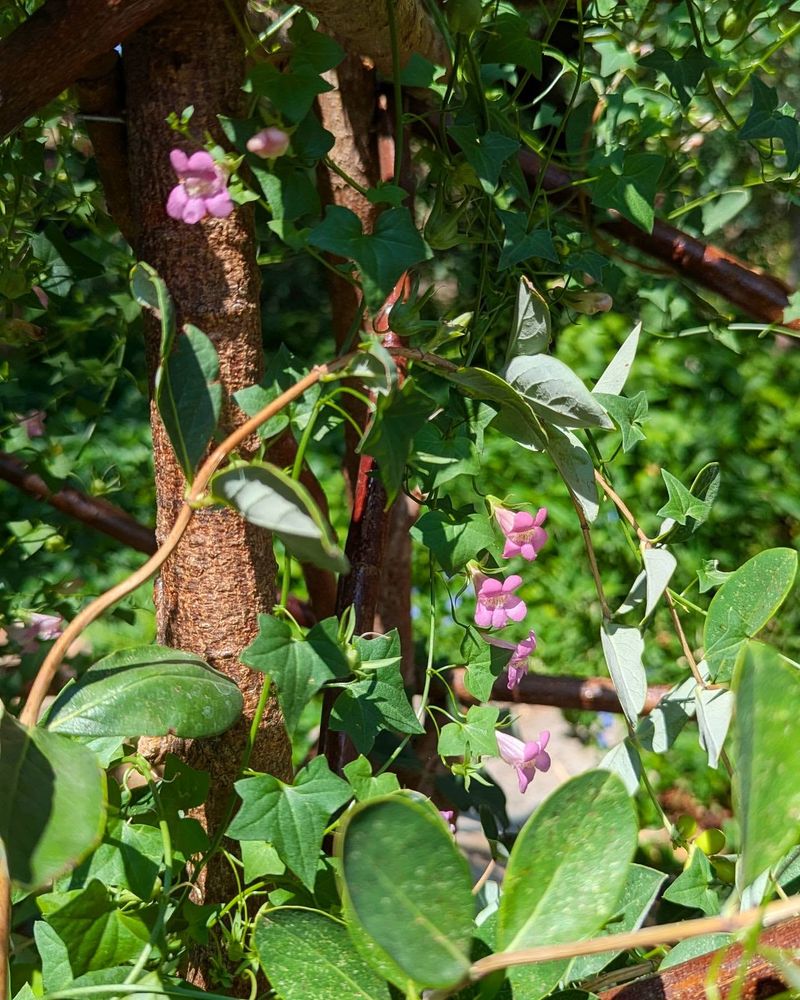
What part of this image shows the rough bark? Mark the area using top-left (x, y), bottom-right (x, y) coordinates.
top-left (0, 0), bottom-right (175, 141)
top-left (598, 916), bottom-right (799, 999)
top-left (123, 0), bottom-right (292, 934)
top-left (301, 0), bottom-right (447, 76)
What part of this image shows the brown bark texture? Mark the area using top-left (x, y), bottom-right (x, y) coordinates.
top-left (0, 0), bottom-right (175, 141)
top-left (123, 0), bottom-right (292, 905)
top-left (452, 668), bottom-right (670, 715)
top-left (301, 0), bottom-right (448, 76)
top-left (598, 916), bottom-right (800, 999)
top-left (0, 451), bottom-right (156, 554)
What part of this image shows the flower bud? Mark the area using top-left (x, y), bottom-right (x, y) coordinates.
top-left (247, 127), bottom-right (290, 159)
top-left (565, 290), bottom-right (613, 315)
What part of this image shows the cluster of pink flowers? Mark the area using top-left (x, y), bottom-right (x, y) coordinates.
top-left (467, 499), bottom-right (551, 793)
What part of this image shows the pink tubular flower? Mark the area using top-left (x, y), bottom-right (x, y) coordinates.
top-left (439, 809), bottom-right (457, 835)
top-left (19, 410), bottom-right (46, 438)
top-left (470, 566), bottom-right (527, 629)
top-left (7, 613), bottom-right (64, 654)
top-left (496, 730), bottom-right (551, 794)
top-left (485, 629), bottom-right (537, 690)
top-left (247, 127), bottom-right (290, 159)
top-left (492, 503), bottom-right (548, 561)
top-left (166, 150), bottom-right (233, 224)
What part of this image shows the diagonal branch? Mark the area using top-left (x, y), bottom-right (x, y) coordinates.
top-left (0, 451), bottom-right (156, 554)
top-left (0, 0), bottom-right (175, 141)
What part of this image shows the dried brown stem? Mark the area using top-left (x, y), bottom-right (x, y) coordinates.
top-left (19, 363), bottom-right (339, 728)
top-left (0, 451), bottom-right (156, 554)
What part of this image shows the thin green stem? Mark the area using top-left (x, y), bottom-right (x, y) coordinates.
top-left (731, 18), bottom-right (800, 98)
top-left (323, 156), bottom-right (371, 198)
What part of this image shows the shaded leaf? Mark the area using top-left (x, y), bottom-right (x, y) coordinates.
top-left (497, 214), bottom-right (557, 272)
top-left (594, 391), bottom-right (648, 451)
top-left (410, 507), bottom-right (496, 575)
top-left (592, 153), bottom-right (665, 232)
top-left (130, 262), bottom-right (176, 357)
top-left (599, 738), bottom-right (642, 795)
top-left (635, 676), bottom-right (696, 753)
top-left (545, 425), bottom-right (599, 523)
top-left (504, 275), bottom-right (552, 362)
top-left (640, 46), bottom-right (714, 106)
top-left (600, 623), bottom-right (647, 725)
top-left (663, 849), bottom-right (720, 915)
top-left (449, 125), bottom-right (520, 194)
top-left (438, 704), bottom-right (500, 759)
top-left (739, 78), bottom-right (800, 172)
top-left (504, 355), bottom-right (613, 429)
top-left (696, 686), bottom-right (734, 769)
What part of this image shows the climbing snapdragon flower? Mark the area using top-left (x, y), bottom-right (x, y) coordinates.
top-left (496, 730), bottom-right (551, 794)
top-left (485, 629), bottom-right (537, 690)
top-left (166, 150), bottom-right (233, 224)
top-left (469, 564), bottom-right (527, 629)
top-left (491, 500), bottom-right (548, 562)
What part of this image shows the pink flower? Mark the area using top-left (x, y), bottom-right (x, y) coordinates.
top-left (32, 285), bottom-right (49, 309)
top-left (247, 127), bottom-right (290, 159)
top-left (496, 730), bottom-right (551, 794)
top-left (485, 629), bottom-right (537, 690)
top-left (7, 613), bottom-right (64, 654)
top-left (19, 410), bottom-right (46, 438)
top-left (470, 566), bottom-right (527, 629)
top-left (439, 809), bottom-right (457, 835)
top-left (166, 150), bottom-right (233, 224)
top-left (492, 504), bottom-right (548, 561)
top-left (565, 291), bottom-right (613, 315)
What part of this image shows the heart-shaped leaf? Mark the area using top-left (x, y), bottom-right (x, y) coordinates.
top-left (1, 704), bottom-right (105, 889)
top-left (211, 460), bottom-right (349, 574)
top-left (46, 645), bottom-right (243, 738)
top-left (337, 796), bottom-right (474, 989)
top-left (504, 355), bottom-right (614, 429)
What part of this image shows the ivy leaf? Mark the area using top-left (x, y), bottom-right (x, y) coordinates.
top-left (461, 632), bottom-right (513, 702)
top-left (359, 380), bottom-right (436, 502)
top-left (663, 849), bottom-right (720, 915)
top-left (410, 506), bottom-right (496, 574)
top-left (658, 463), bottom-right (720, 541)
top-left (497, 212), bottom-right (557, 271)
top-left (251, 159), bottom-right (320, 222)
top-left (591, 153), bottom-right (665, 232)
top-left (330, 632), bottom-right (423, 753)
top-left (308, 206), bottom-right (430, 309)
top-left (438, 704), bottom-right (499, 758)
top-left (241, 615), bottom-right (349, 735)
top-left (412, 421), bottom-right (480, 489)
top-left (740, 78), bottom-right (800, 172)
top-left (640, 46), bottom-right (714, 106)
top-left (657, 468), bottom-right (713, 525)
top-left (343, 756), bottom-right (401, 801)
top-left (228, 756), bottom-right (352, 888)
top-left (594, 392), bottom-right (647, 451)
top-left (482, 12), bottom-right (542, 75)
top-left (448, 125), bottom-right (520, 193)
top-left (697, 559), bottom-right (733, 594)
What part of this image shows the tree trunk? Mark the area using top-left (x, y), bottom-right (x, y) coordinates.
top-left (123, 0), bottom-right (292, 925)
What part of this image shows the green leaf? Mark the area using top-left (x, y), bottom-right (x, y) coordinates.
top-left (337, 796), bottom-right (474, 989)
top-left (34, 920), bottom-right (72, 991)
top-left (663, 848), bottom-right (720, 915)
top-left (342, 340), bottom-right (398, 397)
top-left (359, 380), bottom-right (436, 501)
top-left (593, 322), bottom-right (642, 395)
top-left (410, 507), bottom-right (496, 575)
top-left (41, 880), bottom-right (152, 978)
top-left (642, 547), bottom-right (676, 618)
top-left (498, 771), bottom-right (637, 954)
top-left (130, 261), bottom-right (176, 357)
top-left (412, 422), bottom-right (481, 489)
top-left (449, 125), bottom-right (520, 194)
top-left (740, 78), bottom-right (800, 172)
top-left (600, 623), bottom-right (646, 726)
top-left (640, 46), bottom-right (714, 106)
top-left (462, 633), bottom-right (513, 702)
top-left (695, 686), bottom-right (734, 769)
top-left (331, 631), bottom-right (423, 752)
top-left (659, 933), bottom-right (732, 970)
top-left (482, 12), bottom-right (542, 74)
top-left (567, 864), bottom-right (666, 980)
top-left (343, 756), bottom-right (401, 801)
top-left (0, 704), bottom-right (105, 889)
top-left (308, 206), bottom-right (430, 309)
top-left (599, 737), bottom-right (642, 795)
top-left (497, 214), bottom-right (557, 272)
top-left (504, 355), bottom-right (614, 429)
top-left (591, 153), bottom-right (665, 232)
top-left (252, 159), bottom-right (320, 222)
top-left (735, 642), bottom-right (800, 884)
top-left (46, 645), bottom-right (243, 738)
top-left (701, 189), bottom-right (751, 236)
top-left (69, 816), bottom-right (163, 899)
top-left (228, 755), bottom-right (352, 888)
top-left (698, 559), bottom-right (734, 594)
top-left (254, 907), bottom-right (392, 1000)
top-left (445, 367), bottom-right (548, 449)
top-left (211, 461), bottom-right (349, 574)
top-left (545, 425), bottom-right (599, 523)
top-left (657, 468), bottom-right (713, 525)
top-left (242, 615), bottom-right (349, 735)
top-left (503, 275), bottom-right (552, 362)
top-left (594, 392), bottom-right (648, 451)
top-left (635, 676), bottom-right (695, 754)
top-left (438, 705), bottom-right (499, 759)
top-left (704, 548), bottom-right (798, 681)
top-left (659, 463), bottom-right (721, 541)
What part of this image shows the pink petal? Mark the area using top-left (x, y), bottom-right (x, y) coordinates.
top-left (505, 598), bottom-right (527, 622)
top-left (166, 185), bottom-right (189, 220)
top-left (534, 507), bottom-right (548, 527)
top-left (533, 750), bottom-right (551, 771)
top-left (204, 191), bottom-right (234, 217)
top-left (502, 574), bottom-right (523, 593)
top-left (503, 539), bottom-right (522, 559)
top-left (475, 605), bottom-right (493, 628)
top-left (480, 577), bottom-right (503, 596)
top-left (170, 148), bottom-right (189, 172)
top-left (516, 765), bottom-right (534, 794)
top-left (186, 150), bottom-right (216, 172)
top-left (496, 731), bottom-right (525, 765)
top-left (181, 197), bottom-right (207, 224)
top-left (538, 731), bottom-right (550, 750)
top-left (493, 506), bottom-right (516, 534)
top-left (507, 663), bottom-right (525, 689)
top-left (511, 511), bottom-right (536, 531)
